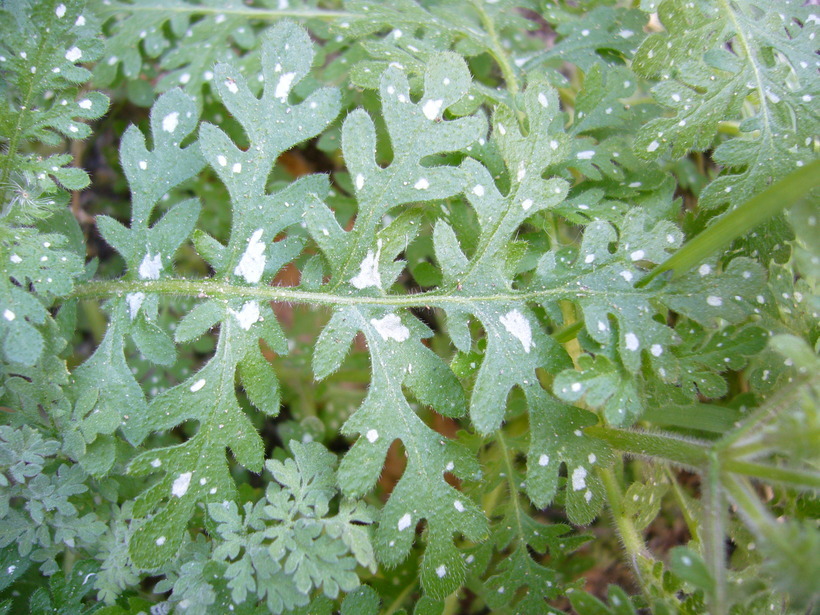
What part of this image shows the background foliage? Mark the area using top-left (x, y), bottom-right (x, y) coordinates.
top-left (0, 0), bottom-right (817, 613)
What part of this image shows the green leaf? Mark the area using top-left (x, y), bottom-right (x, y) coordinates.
top-left (633, 1), bottom-right (819, 211)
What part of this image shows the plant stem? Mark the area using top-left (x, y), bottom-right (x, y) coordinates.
top-left (599, 467), bottom-right (652, 585)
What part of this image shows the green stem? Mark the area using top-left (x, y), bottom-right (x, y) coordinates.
top-left (470, 1), bottom-right (520, 97)
top-left (599, 468), bottom-right (652, 581)
top-left (382, 578), bottom-right (418, 615)
top-left (67, 277), bottom-right (644, 308)
top-left (585, 425), bottom-right (710, 469)
top-left (702, 454), bottom-right (727, 614)
top-left (722, 459), bottom-right (820, 490)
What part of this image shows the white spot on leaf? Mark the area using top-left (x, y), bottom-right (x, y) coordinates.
top-left (3, 309), bottom-right (15, 321)
top-left (355, 173), bottom-right (364, 190)
top-left (707, 296), bottom-right (722, 306)
top-left (572, 467), bottom-right (587, 490)
top-left (274, 72), bottom-right (296, 101)
top-left (630, 250), bottom-right (645, 261)
top-left (126, 292), bottom-right (145, 320)
top-left (190, 379), bottom-right (206, 392)
top-left (422, 98), bottom-right (443, 120)
top-left (538, 454), bottom-right (549, 466)
top-left (436, 565), bottom-right (447, 578)
top-left (350, 240), bottom-right (382, 289)
top-left (625, 332), bottom-right (640, 351)
top-left (414, 178), bottom-right (429, 190)
top-left (171, 472), bottom-right (193, 497)
top-left (65, 46), bottom-right (82, 62)
top-left (56, 3), bottom-right (66, 17)
top-left (366, 429), bottom-right (379, 443)
top-left (162, 112), bottom-right (179, 133)
top-left (234, 229), bottom-right (266, 284)
top-left (500, 309), bottom-right (533, 353)
top-left (371, 313), bottom-right (410, 342)
top-left (453, 500), bottom-right (465, 512)
top-left (650, 344), bottom-right (663, 357)
top-left (139, 252), bottom-right (162, 280)
top-left (230, 301), bottom-right (261, 330)
top-left (576, 150), bottom-right (595, 160)
top-left (397, 513), bottom-right (412, 531)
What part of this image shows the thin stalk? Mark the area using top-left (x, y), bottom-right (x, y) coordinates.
top-left (585, 425), bottom-right (710, 469)
top-left (702, 454), bottom-right (727, 614)
top-left (599, 467), bottom-right (652, 589)
top-left (68, 277), bottom-right (648, 308)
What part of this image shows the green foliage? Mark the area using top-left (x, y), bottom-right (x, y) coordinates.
top-left (0, 0), bottom-right (817, 612)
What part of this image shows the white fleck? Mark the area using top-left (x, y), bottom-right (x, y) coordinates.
top-left (3, 309), bottom-right (15, 321)
top-left (232, 162), bottom-right (242, 173)
top-left (571, 382), bottom-right (582, 392)
top-left (162, 112), bottom-right (179, 133)
top-left (538, 454), bottom-right (549, 466)
top-left (597, 320), bottom-right (608, 332)
top-left (472, 184), bottom-right (485, 197)
top-left (215, 13), bottom-right (226, 24)
top-left (190, 379), bottom-right (206, 393)
top-left (549, 139), bottom-right (559, 150)
top-left (371, 313), bottom-right (410, 342)
top-left (75, 15), bottom-right (86, 26)
top-left (217, 155), bottom-right (227, 166)
top-left (619, 270), bottom-right (633, 282)
top-left (499, 309), bottom-right (533, 353)
top-left (139, 160), bottom-right (147, 170)
top-left (585, 254), bottom-right (595, 264)
top-left (517, 162), bottom-right (526, 181)
top-left (630, 250), bottom-right (645, 261)
top-left (681, 555), bottom-right (692, 566)
top-left (445, 461), bottom-right (455, 472)
top-left (171, 472), bottom-right (193, 497)
top-left (398, 513), bottom-right (412, 531)
top-left (56, 3), bottom-right (67, 17)
top-left (699, 264), bottom-right (712, 276)
top-left (538, 92), bottom-right (548, 107)
top-left (571, 466), bottom-right (587, 490)
top-left (576, 150), bottom-right (595, 160)
top-left (274, 72), bottom-right (297, 101)
top-left (355, 173), bottom-right (365, 190)
top-left (151, 458), bottom-right (162, 468)
top-left (453, 500), bottom-right (465, 512)
top-left (234, 228), bottom-right (266, 284)
top-left (139, 252), bottom-right (162, 280)
top-left (588, 453), bottom-right (597, 464)
top-left (155, 536), bottom-right (167, 546)
top-left (651, 344), bottom-right (663, 357)
top-left (647, 140), bottom-right (660, 152)
top-left (707, 296), bottom-right (722, 306)
top-left (79, 98), bottom-right (93, 110)
top-left (204, 70), bottom-right (213, 81)
top-left (414, 178), bottom-right (429, 190)
top-left (366, 429), bottom-right (379, 443)
top-left (350, 240), bottom-right (382, 289)
top-left (625, 332), bottom-right (640, 351)
top-left (671, 93), bottom-right (681, 102)
top-left (126, 292), bottom-right (145, 320)
top-left (7, 566), bottom-right (16, 574)
top-left (497, 123), bottom-right (507, 135)
top-left (225, 79), bottom-right (239, 94)
top-left (618, 29), bottom-right (634, 38)
top-left (605, 107), bottom-right (612, 114)
top-left (9, 254), bottom-right (22, 264)
top-left (65, 46), bottom-right (82, 62)
top-left (584, 490), bottom-right (593, 502)
top-left (521, 198), bottom-right (533, 211)
top-left (581, 29), bottom-right (589, 36)
top-left (574, 430), bottom-right (583, 437)
top-left (230, 301), bottom-right (261, 330)
top-left (422, 98), bottom-right (443, 120)
top-left (436, 565), bottom-right (447, 578)
top-left (179, 72), bottom-right (191, 84)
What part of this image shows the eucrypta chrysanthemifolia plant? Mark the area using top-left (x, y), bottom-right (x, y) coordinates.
top-left (0, 0), bottom-right (818, 613)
